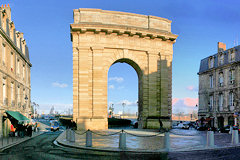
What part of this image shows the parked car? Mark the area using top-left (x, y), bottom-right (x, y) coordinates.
top-left (218, 125), bottom-right (230, 133)
top-left (51, 121), bottom-right (60, 131)
top-left (175, 123), bottom-right (189, 129)
top-left (196, 126), bottom-right (208, 131)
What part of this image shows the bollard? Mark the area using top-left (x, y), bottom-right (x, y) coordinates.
top-left (206, 131), bottom-right (214, 148)
top-left (66, 129), bottom-right (70, 141)
top-left (69, 130), bottom-right (75, 142)
top-left (86, 130), bottom-right (92, 147)
top-left (232, 129), bottom-right (239, 145)
top-left (229, 126), bottom-right (233, 134)
top-left (7, 136), bottom-right (9, 145)
top-left (119, 131), bottom-right (126, 150)
top-left (164, 132), bottom-right (170, 151)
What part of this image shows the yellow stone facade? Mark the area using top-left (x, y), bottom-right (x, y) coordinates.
top-left (71, 9), bottom-right (177, 130)
top-left (0, 5), bottom-right (31, 136)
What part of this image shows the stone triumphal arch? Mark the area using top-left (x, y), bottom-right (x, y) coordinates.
top-left (71, 9), bottom-right (177, 130)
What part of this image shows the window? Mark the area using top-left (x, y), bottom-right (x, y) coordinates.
top-left (229, 50), bottom-right (235, 62)
top-left (26, 66), bottom-right (28, 83)
top-left (17, 59), bottom-right (20, 74)
top-left (2, 44), bottom-right (5, 64)
top-left (219, 54), bottom-right (224, 65)
top-left (17, 86), bottom-right (20, 104)
top-left (11, 52), bottom-right (14, 70)
top-left (209, 57), bottom-right (214, 68)
top-left (229, 69), bottom-right (235, 84)
top-left (209, 95), bottom-right (213, 111)
top-left (219, 73), bottom-right (223, 86)
top-left (229, 92), bottom-right (234, 106)
top-left (2, 78), bottom-right (6, 104)
top-left (23, 89), bottom-right (25, 102)
top-left (23, 65), bottom-right (25, 80)
top-left (210, 75), bottom-right (213, 88)
top-left (219, 93), bottom-right (223, 111)
top-left (11, 82), bottom-right (14, 103)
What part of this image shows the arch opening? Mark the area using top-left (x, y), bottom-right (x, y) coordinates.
top-left (107, 58), bottom-right (143, 129)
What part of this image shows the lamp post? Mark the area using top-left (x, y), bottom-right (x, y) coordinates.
top-left (122, 102), bottom-right (126, 119)
top-left (32, 102), bottom-right (39, 119)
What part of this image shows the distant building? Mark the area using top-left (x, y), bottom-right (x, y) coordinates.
top-left (198, 42), bottom-right (240, 128)
top-left (0, 5), bottom-right (32, 136)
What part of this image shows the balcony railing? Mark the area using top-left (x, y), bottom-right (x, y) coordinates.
top-left (11, 100), bottom-right (15, 107)
top-left (229, 105), bottom-right (234, 111)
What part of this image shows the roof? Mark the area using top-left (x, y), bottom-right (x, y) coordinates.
top-left (198, 45), bottom-right (240, 74)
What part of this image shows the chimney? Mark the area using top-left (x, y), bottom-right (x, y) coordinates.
top-left (218, 42), bottom-right (226, 52)
top-left (5, 4), bottom-right (11, 20)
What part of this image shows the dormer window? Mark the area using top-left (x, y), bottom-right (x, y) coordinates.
top-left (218, 53), bottom-right (224, 65)
top-left (209, 57), bottom-right (214, 68)
top-left (229, 49), bottom-right (235, 62)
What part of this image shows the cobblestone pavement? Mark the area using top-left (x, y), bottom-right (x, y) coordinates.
top-left (0, 131), bottom-right (167, 160)
top-left (60, 128), bottom-right (240, 151)
top-left (168, 146), bottom-right (240, 160)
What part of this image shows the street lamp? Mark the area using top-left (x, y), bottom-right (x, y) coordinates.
top-left (32, 102), bottom-right (39, 119)
top-left (122, 102), bottom-right (126, 119)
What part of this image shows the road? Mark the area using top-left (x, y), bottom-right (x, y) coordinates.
top-left (0, 128), bottom-right (166, 160)
top-left (2, 122), bottom-right (239, 160)
top-left (168, 147), bottom-right (240, 160)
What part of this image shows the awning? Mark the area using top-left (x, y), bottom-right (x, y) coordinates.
top-left (6, 111), bottom-right (30, 123)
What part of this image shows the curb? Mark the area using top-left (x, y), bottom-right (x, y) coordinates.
top-left (0, 131), bottom-right (45, 152)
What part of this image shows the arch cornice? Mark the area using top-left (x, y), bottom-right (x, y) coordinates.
top-left (71, 24), bottom-right (177, 43)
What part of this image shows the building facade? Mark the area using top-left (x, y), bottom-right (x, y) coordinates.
top-left (198, 42), bottom-right (240, 128)
top-left (0, 5), bottom-right (31, 136)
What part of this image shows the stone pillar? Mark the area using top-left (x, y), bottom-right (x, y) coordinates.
top-left (119, 132), bottom-right (126, 149)
top-left (206, 131), bottom-right (214, 148)
top-left (232, 129), bottom-right (239, 145)
top-left (86, 130), bottom-right (92, 147)
top-left (164, 132), bottom-right (170, 151)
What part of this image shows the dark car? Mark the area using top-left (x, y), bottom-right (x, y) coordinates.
top-left (218, 125), bottom-right (230, 133)
top-left (51, 121), bottom-right (60, 131)
top-left (196, 126), bottom-right (208, 131)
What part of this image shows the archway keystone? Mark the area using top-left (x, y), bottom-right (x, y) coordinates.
top-left (71, 9), bottom-right (177, 130)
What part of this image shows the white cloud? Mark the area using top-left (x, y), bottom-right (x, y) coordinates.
top-left (109, 85), bottom-right (115, 89)
top-left (172, 98), bottom-right (198, 114)
top-left (52, 82), bottom-right (68, 88)
top-left (116, 100), bottom-right (138, 106)
top-left (186, 85), bottom-right (198, 92)
top-left (117, 86), bottom-right (124, 90)
top-left (109, 77), bottom-right (124, 83)
top-left (38, 103), bottom-right (73, 115)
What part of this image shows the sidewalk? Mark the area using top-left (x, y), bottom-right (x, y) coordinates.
top-left (0, 122), bottom-right (49, 151)
top-left (56, 129), bottom-right (240, 152)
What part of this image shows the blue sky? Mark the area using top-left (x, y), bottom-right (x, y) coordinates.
top-left (4, 0), bottom-right (240, 114)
